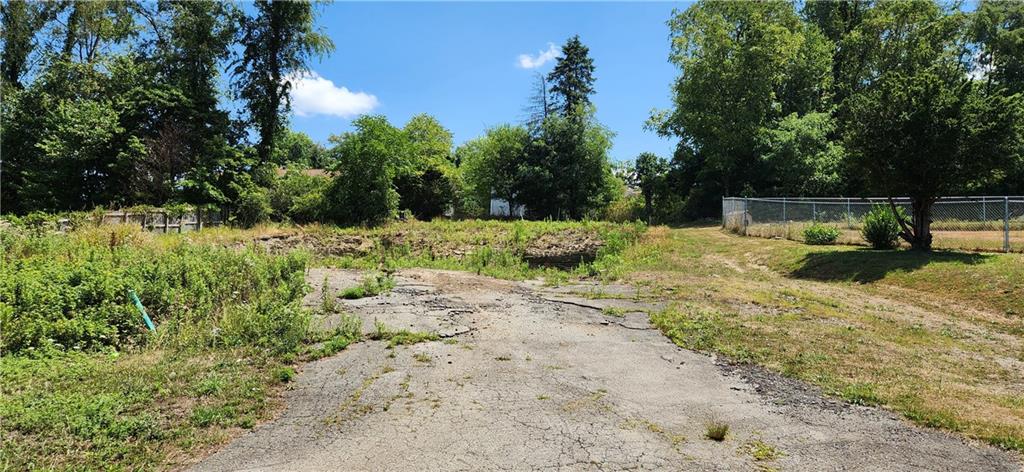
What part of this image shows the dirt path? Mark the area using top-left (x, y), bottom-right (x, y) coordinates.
top-left (192, 268), bottom-right (1018, 471)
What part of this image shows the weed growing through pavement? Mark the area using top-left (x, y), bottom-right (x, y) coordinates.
top-left (704, 420), bottom-right (729, 441)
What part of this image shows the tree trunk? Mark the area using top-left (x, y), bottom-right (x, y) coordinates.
top-left (888, 196), bottom-right (933, 250)
top-left (909, 197), bottom-right (933, 250)
top-left (644, 191), bottom-right (653, 224)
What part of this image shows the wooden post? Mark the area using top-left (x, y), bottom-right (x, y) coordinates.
top-left (163, 211), bottom-right (169, 233)
top-left (197, 208), bottom-right (203, 231)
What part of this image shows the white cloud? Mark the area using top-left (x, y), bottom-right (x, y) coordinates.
top-left (517, 43), bottom-right (560, 69)
top-left (287, 71), bottom-right (379, 118)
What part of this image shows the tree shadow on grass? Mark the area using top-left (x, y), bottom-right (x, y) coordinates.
top-left (788, 248), bottom-right (992, 283)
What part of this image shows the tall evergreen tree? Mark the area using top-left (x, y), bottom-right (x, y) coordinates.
top-left (546, 35), bottom-right (595, 117)
top-left (159, 0), bottom-right (238, 205)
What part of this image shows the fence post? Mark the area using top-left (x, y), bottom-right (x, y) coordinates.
top-left (1005, 197), bottom-right (1011, 253)
top-left (197, 208), bottom-right (203, 231)
top-left (846, 198), bottom-right (852, 229)
top-left (982, 198), bottom-right (987, 221)
top-left (782, 197), bottom-right (787, 221)
top-left (812, 201), bottom-right (817, 222)
top-left (163, 211), bottom-right (169, 233)
top-left (743, 197), bottom-right (749, 235)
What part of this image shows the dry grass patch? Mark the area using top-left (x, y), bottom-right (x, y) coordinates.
top-left (636, 226), bottom-right (1024, 452)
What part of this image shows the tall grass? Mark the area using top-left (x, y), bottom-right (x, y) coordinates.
top-left (1, 225), bottom-right (310, 355)
top-left (0, 225), bottom-right (317, 470)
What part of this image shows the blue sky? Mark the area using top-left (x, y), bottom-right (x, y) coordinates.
top-left (285, 2), bottom-right (692, 162)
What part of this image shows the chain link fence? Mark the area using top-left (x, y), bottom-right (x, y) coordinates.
top-left (722, 196), bottom-right (1024, 253)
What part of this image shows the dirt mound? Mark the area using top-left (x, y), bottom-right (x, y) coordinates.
top-left (245, 233), bottom-right (375, 256)
top-left (522, 229), bottom-right (603, 267)
top-left (239, 227), bottom-right (605, 268)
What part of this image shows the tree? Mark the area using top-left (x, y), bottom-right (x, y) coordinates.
top-left (272, 130), bottom-right (328, 167)
top-left (634, 152), bottom-right (668, 223)
top-left (519, 107), bottom-right (615, 219)
top-left (843, 0), bottom-right (1023, 250)
top-left (524, 72), bottom-right (553, 132)
top-left (801, 0), bottom-right (872, 108)
top-left (233, 0), bottom-right (333, 166)
top-left (158, 0), bottom-right (239, 205)
top-left (652, 0), bottom-right (832, 214)
top-left (0, 0), bottom-right (60, 88)
top-left (547, 35), bottom-right (595, 117)
top-left (459, 124), bottom-right (531, 217)
top-left (58, 1), bottom-right (137, 63)
top-left (971, 0), bottom-right (1024, 95)
top-left (758, 112), bottom-right (845, 196)
top-left (971, 0), bottom-right (1024, 195)
top-left (848, 72), bottom-right (1021, 250)
top-left (398, 114), bottom-right (457, 220)
top-left (324, 115), bottom-right (407, 226)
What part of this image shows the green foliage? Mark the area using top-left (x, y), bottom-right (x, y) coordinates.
top-left (652, 0), bottom-right (832, 215)
top-left (230, 179), bottom-right (273, 228)
top-left (758, 112), bottom-right (845, 196)
top-left (396, 114), bottom-right (458, 220)
top-left (843, 1), bottom-right (1023, 249)
top-left (862, 205), bottom-right (904, 250)
top-left (547, 35), bottom-right (596, 115)
top-left (368, 321), bottom-right (439, 348)
top-left (519, 107), bottom-right (617, 220)
top-left (270, 169), bottom-right (330, 223)
top-left (459, 124), bottom-right (531, 216)
top-left (340, 273), bottom-right (396, 299)
top-left (970, 0), bottom-right (1024, 96)
top-left (233, 0), bottom-right (333, 164)
top-left (0, 346), bottom-right (289, 470)
top-left (802, 222), bottom-right (840, 245)
top-left (325, 115), bottom-right (406, 226)
top-left (0, 227), bottom-right (310, 354)
top-left (649, 306), bottom-right (722, 351)
top-left (634, 152), bottom-right (668, 223)
top-left (272, 130), bottom-right (330, 168)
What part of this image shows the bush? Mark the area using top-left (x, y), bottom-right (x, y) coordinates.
top-left (802, 222), bottom-right (840, 245)
top-left (862, 204), bottom-right (904, 249)
top-left (269, 170), bottom-right (329, 223)
top-left (231, 184), bottom-right (272, 228)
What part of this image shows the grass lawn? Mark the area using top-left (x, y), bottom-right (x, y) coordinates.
top-left (623, 226), bottom-right (1024, 452)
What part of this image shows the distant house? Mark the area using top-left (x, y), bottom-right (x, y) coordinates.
top-left (489, 197), bottom-right (524, 218)
top-left (274, 167), bottom-right (333, 178)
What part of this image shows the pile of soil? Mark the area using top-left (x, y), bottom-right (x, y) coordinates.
top-left (522, 229), bottom-right (603, 267)
top-left (238, 227), bottom-right (605, 268)
top-left (245, 233), bottom-right (375, 257)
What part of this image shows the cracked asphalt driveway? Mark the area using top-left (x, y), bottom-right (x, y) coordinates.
top-left (191, 269), bottom-right (1019, 471)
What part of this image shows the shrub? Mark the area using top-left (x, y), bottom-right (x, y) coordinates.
top-left (802, 222), bottom-right (840, 245)
top-left (231, 184), bottom-right (272, 228)
top-left (269, 170), bottom-right (329, 223)
top-left (862, 204), bottom-right (904, 249)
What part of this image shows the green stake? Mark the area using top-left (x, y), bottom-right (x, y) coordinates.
top-left (128, 289), bottom-right (156, 332)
